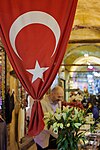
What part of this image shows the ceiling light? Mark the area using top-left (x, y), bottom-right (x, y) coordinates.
top-left (88, 65), bottom-right (93, 69)
top-left (84, 54), bottom-right (89, 57)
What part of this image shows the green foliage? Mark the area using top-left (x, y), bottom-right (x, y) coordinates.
top-left (44, 106), bottom-right (87, 150)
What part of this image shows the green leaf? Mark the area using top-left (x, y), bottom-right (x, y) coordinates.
top-left (74, 123), bottom-right (81, 128)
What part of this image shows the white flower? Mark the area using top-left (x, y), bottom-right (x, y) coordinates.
top-left (63, 106), bottom-right (69, 112)
top-left (56, 123), bottom-right (63, 129)
top-left (67, 123), bottom-right (70, 127)
top-left (54, 113), bottom-right (61, 120)
top-left (53, 122), bottom-right (57, 128)
top-left (74, 108), bottom-right (78, 115)
top-left (62, 112), bottom-right (66, 120)
top-left (74, 123), bottom-right (82, 128)
top-left (59, 123), bottom-right (63, 129)
top-left (53, 127), bottom-right (58, 134)
top-left (56, 107), bottom-right (61, 113)
top-left (44, 112), bottom-right (51, 119)
top-left (44, 119), bottom-right (49, 124)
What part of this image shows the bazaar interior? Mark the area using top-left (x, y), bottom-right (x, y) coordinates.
top-left (0, 0), bottom-right (100, 150)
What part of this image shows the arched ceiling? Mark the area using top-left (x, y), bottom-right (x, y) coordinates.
top-left (64, 0), bottom-right (100, 75)
top-left (73, 0), bottom-right (100, 26)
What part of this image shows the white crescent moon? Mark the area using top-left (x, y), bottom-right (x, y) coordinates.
top-left (9, 11), bottom-right (61, 59)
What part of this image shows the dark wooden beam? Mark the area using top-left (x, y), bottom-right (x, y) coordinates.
top-left (68, 39), bottom-right (100, 44)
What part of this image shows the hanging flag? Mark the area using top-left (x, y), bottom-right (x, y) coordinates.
top-left (0, 0), bottom-right (78, 136)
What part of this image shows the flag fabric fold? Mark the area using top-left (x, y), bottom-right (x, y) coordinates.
top-left (28, 100), bottom-right (45, 136)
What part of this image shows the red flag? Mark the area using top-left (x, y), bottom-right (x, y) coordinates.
top-left (0, 0), bottom-right (78, 135)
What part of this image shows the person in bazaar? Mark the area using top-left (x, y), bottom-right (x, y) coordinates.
top-left (34, 85), bottom-right (64, 150)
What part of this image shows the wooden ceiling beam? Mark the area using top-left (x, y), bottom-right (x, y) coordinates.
top-left (68, 39), bottom-right (100, 44)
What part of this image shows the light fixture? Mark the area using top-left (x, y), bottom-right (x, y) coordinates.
top-left (84, 53), bottom-right (89, 57)
top-left (88, 65), bottom-right (93, 69)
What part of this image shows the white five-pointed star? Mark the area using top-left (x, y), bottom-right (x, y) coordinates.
top-left (26, 60), bottom-right (49, 83)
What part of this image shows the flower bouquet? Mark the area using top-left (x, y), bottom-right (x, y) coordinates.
top-left (44, 106), bottom-right (86, 150)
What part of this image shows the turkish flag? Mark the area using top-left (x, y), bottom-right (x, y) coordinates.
top-left (0, 0), bottom-right (78, 135)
